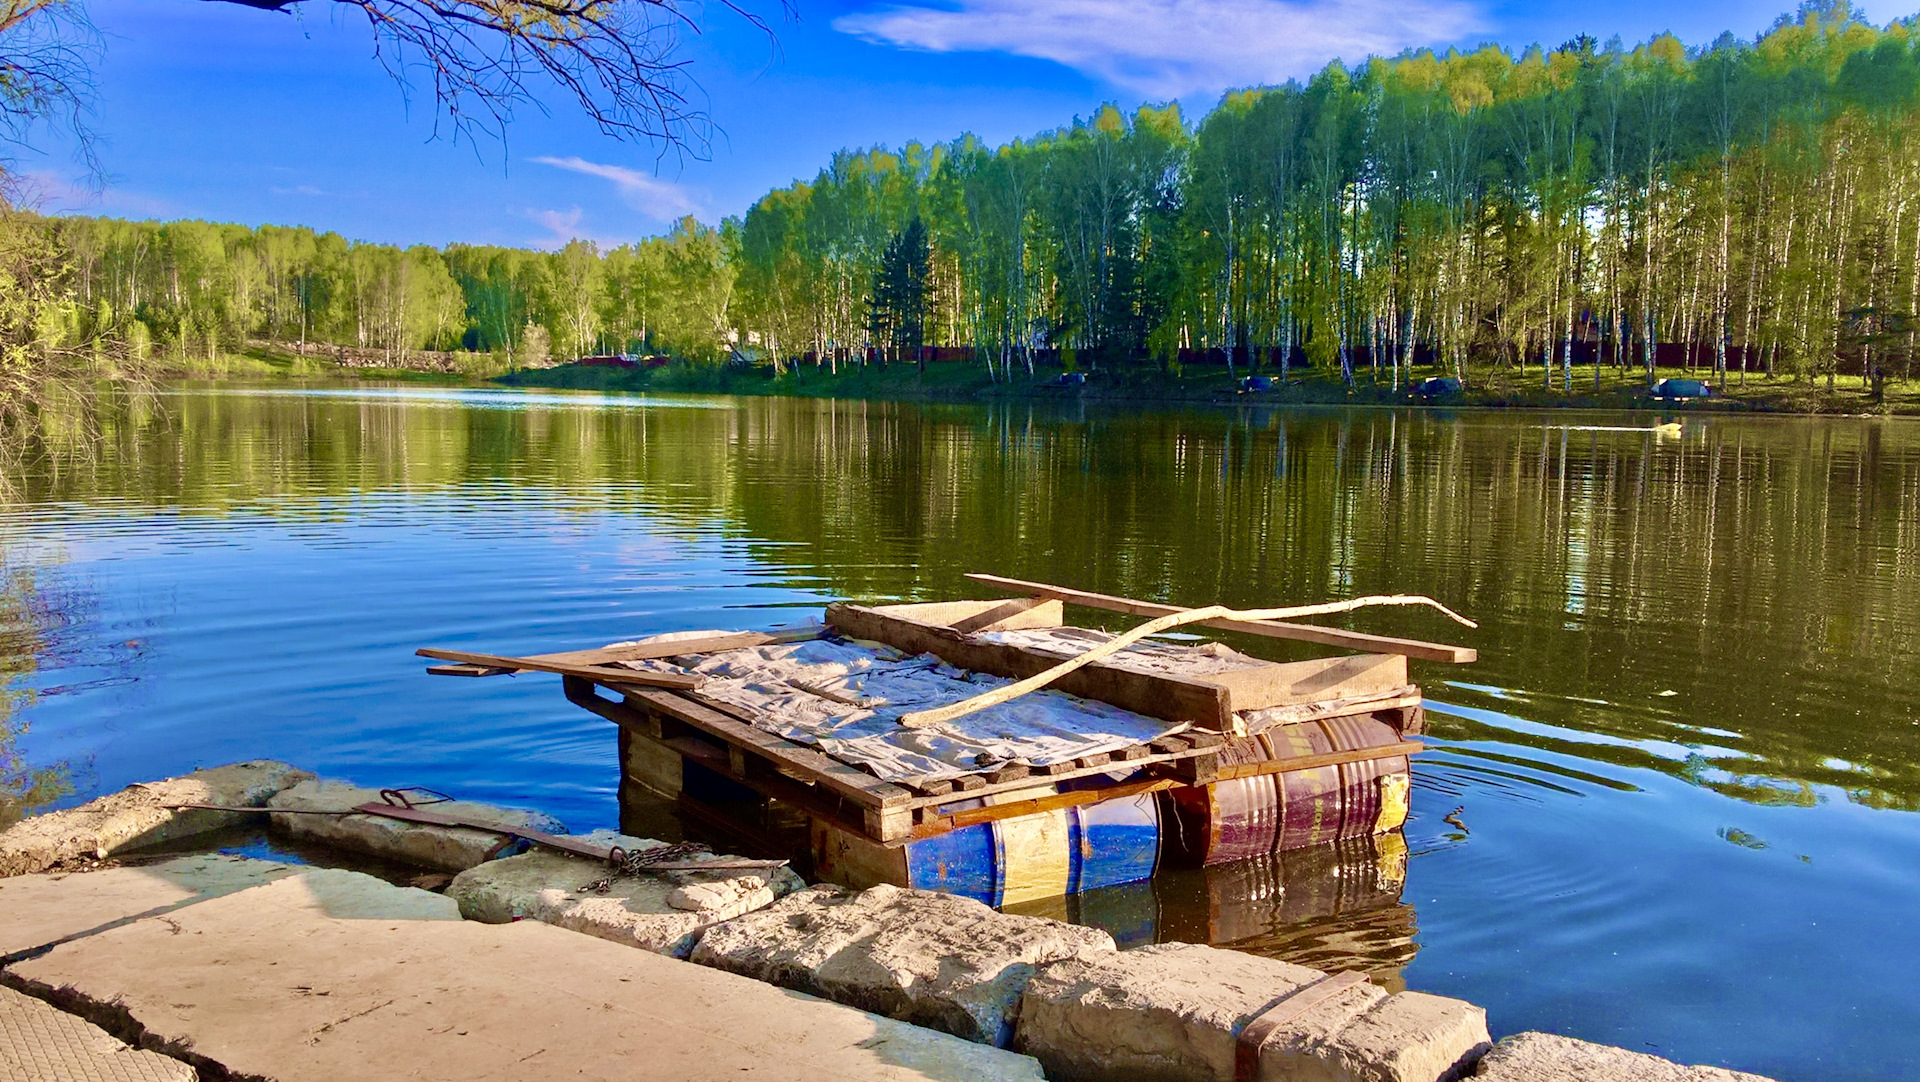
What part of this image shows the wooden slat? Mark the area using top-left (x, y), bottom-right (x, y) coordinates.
top-left (965, 574), bottom-right (1477, 664)
top-left (912, 776), bottom-right (1180, 837)
top-left (426, 662), bottom-right (515, 677)
top-left (1207, 654), bottom-right (1409, 710)
top-left (416, 647), bottom-right (705, 689)
top-left (1210, 740), bottom-right (1423, 781)
top-left (530, 628), bottom-right (821, 667)
top-left (624, 689), bottom-right (914, 811)
top-left (584, 682), bottom-right (898, 841)
top-left (418, 627), bottom-right (821, 679)
top-left (1241, 688), bottom-right (1422, 729)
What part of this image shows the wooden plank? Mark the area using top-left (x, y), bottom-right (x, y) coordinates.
top-left (913, 777), bottom-right (1179, 838)
top-left (624, 689), bottom-right (914, 811)
top-left (877, 599), bottom-right (1063, 633)
top-left (948, 598), bottom-right (1062, 634)
top-left (427, 662), bottom-right (515, 677)
top-left (1241, 688), bottom-right (1422, 730)
top-left (827, 602), bottom-right (1236, 729)
top-left (416, 647), bottom-right (704, 689)
top-left (528, 627), bottom-right (822, 667)
top-left (965, 574), bottom-right (1477, 664)
top-left (417, 628), bottom-right (821, 679)
top-left (1208, 654), bottom-right (1410, 711)
top-left (1210, 740), bottom-right (1423, 781)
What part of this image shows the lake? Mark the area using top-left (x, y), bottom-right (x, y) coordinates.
top-left (5, 383), bottom-right (1918, 1080)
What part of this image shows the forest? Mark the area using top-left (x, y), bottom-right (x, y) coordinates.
top-left (6, 2), bottom-right (1920, 394)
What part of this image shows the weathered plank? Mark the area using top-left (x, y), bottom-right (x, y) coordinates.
top-left (913, 776), bottom-right (1180, 838)
top-left (416, 647), bottom-right (705, 689)
top-left (1208, 740), bottom-right (1422, 781)
top-left (1240, 686), bottom-right (1423, 729)
top-left (623, 689), bottom-right (915, 811)
top-left (1208, 654), bottom-right (1410, 710)
top-left (827, 601), bottom-right (1237, 729)
top-left (874, 598), bottom-right (1064, 633)
top-left (419, 627), bottom-right (822, 679)
top-left (426, 662), bottom-right (515, 677)
top-left (964, 573), bottom-right (1477, 664)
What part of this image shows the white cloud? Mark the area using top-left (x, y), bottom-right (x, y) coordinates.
top-left (270, 184), bottom-right (328, 196)
top-left (532, 156), bottom-right (702, 221)
top-left (525, 207), bottom-right (633, 250)
top-left (13, 170), bottom-right (174, 217)
top-left (834, 0), bottom-right (1484, 98)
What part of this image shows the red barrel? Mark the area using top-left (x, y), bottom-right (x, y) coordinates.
top-left (1164, 714), bottom-right (1410, 865)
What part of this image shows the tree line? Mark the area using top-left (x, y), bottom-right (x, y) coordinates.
top-left (733, 1), bottom-right (1920, 390)
top-left (9, 212), bottom-right (735, 370)
top-left (8, 2), bottom-right (1920, 393)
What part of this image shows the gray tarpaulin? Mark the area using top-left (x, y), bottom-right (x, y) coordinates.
top-left (610, 632), bottom-right (1224, 782)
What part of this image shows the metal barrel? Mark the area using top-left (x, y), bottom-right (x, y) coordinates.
top-left (1163, 715), bottom-right (1411, 866)
top-left (903, 783), bottom-right (1163, 907)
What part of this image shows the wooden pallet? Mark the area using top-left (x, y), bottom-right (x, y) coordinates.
top-left (575, 674), bottom-right (1423, 843)
top-left (425, 587), bottom-right (1456, 845)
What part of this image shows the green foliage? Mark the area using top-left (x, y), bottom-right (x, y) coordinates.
top-left (7, 4), bottom-right (1920, 402)
top-left (722, 5), bottom-right (1920, 390)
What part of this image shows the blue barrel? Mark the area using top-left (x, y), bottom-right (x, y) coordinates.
top-left (904, 787), bottom-right (1162, 906)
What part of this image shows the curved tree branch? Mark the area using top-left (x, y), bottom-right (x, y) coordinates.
top-left (197, 0), bottom-right (784, 157)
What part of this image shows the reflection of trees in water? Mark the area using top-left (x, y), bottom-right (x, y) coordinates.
top-left (0, 559), bottom-right (75, 827)
top-left (19, 390), bottom-right (1920, 807)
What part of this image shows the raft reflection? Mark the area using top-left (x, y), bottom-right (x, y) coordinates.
top-left (1004, 833), bottom-right (1417, 990)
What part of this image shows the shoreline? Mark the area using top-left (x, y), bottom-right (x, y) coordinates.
top-left (127, 342), bottom-right (1920, 417)
top-left (494, 359), bottom-right (1920, 418)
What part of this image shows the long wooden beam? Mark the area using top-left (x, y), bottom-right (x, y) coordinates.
top-left (419, 628), bottom-right (821, 680)
top-left (414, 647), bottom-right (705, 690)
top-left (965, 574), bottom-right (1476, 664)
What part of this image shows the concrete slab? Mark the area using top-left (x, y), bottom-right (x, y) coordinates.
top-left (1015, 942), bottom-right (1488, 1082)
top-left (7, 871), bottom-right (1046, 1082)
top-left (0, 853), bottom-right (296, 958)
top-left (268, 779), bottom-right (566, 873)
top-left (0, 985), bottom-right (195, 1082)
top-left (0, 762), bottom-right (311, 877)
top-left (1473, 1032), bottom-right (1774, 1082)
top-left (692, 883), bottom-right (1115, 1047)
top-left (449, 829), bottom-right (807, 958)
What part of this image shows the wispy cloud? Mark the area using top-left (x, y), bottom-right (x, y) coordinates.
top-left (14, 170), bottom-right (174, 217)
top-left (834, 0), bottom-right (1483, 98)
top-left (531, 156), bottom-right (702, 221)
top-left (270, 184), bottom-right (327, 197)
top-left (525, 207), bottom-right (633, 250)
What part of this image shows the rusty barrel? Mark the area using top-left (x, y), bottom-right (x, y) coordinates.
top-left (1163, 714), bottom-right (1411, 866)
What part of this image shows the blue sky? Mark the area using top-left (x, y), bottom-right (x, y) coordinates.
top-left (13, 0), bottom-right (1901, 248)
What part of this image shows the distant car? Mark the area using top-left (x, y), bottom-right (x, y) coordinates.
top-left (1240, 375), bottom-right (1275, 392)
top-left (1054, 371), bottom-right (1087, 386)
top-left (1653, 378), bottom-right (1712, 400)
top-left (1413, 376), bottom-right (1463, 396)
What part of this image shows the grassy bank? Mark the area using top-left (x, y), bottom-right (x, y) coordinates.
top-left (498, 359), bottom-right (1920, 416)
top-left (131, 343), bottom-right (504, 384)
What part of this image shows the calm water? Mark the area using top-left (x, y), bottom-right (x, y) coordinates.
top-left (6, 383), bottom-right (1919, 1080)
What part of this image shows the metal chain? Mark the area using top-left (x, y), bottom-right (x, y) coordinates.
top-left (579, 841), bottom-right (715, 894)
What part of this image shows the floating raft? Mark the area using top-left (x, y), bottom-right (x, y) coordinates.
top-left (418, 577), bottom-right (1473, 902)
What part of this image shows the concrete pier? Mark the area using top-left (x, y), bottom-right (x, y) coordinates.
top-left (3, 857), bottom-right (1044, 1081)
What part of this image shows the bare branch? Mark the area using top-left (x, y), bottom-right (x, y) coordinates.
top-left (0, 0), bottom-right (101, 184)
top-left (201, 0), bottom-right (786, 158)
